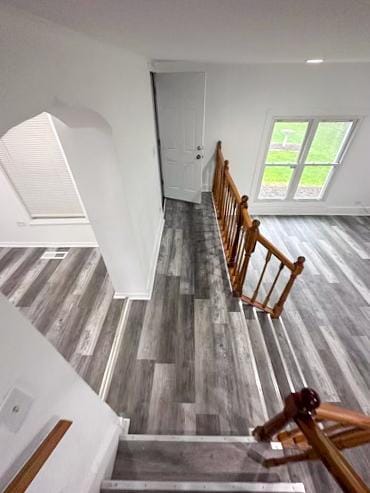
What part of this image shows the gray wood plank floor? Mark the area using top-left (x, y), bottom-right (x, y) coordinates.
top-left (107, 194), bottom-right (369, 491)
top-left (0, 246), bottom-right (125, 394)
top-left (107, 194), bottom-right (265, 434)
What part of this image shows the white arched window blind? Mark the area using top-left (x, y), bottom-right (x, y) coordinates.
top-left (0, 112), bottom-right (85, 219)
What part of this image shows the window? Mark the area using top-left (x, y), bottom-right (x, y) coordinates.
top-left (257, 118), bottom-right (357, 201)
top-left (0, 112), bottom-right (85, 219)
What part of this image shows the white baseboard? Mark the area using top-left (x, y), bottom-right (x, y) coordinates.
top-left (0, 242), bottom-right (98, 247)
top-left (113, 213), bottom-right (165, 301)
top-left (113, 291), bottom-right (151, 300)
top-left (250, 203), bottom-right (370, 216)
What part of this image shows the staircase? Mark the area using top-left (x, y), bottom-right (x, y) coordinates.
top-left (101, 426), bottom-right (306, 493)
top-left (212, 141), bottom-right (305, 318)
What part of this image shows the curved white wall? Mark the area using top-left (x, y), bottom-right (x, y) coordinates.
top-left (0, 4), bottom-right (163, 296)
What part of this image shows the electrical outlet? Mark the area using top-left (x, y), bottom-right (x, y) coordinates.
top-left (0, 388), bottom-right (34, 433)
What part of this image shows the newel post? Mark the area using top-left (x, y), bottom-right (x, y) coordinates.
top-left (228, 195), bottom-right (248, 268)
top-left (272, 255), bottom-right (305, 318)
top-left (234, 218), bottom-right (260, 297)
top-left (253, 388), bottom-right (320, 442)
top-left (213, 141), bottom-right (222, 198)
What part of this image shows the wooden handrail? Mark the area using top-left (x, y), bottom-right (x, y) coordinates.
top-left (252, 389), bottom-right (370, 493)
top-left (212, 141), bottom-right (304, 317)
top-left (317, 403), bottom-right (370, 428)
top-left (257, 233), bottom-right (295, 271)
top-left (5, 419), bottom-right (72, 493)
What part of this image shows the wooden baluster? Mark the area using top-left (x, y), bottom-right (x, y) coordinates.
top-left (253, 389), bottom-right (370, 493)
top-left (223, 182), bottom-right (232, 241)
top-left (228, 195), bottom-right (248, 268)
top-left (231, 228), bottom-right (245, 290)
top-left (253, 387), bottom-right (320, 442)
top-left (227, 198), bottom-right (238, 253)
top-left (220, 160), bottom-right (229, 227)
top-left (234, 219), bottom-right (260, 297)
top-left (272, 256), bottom-right (305, 318)
top-left (296, 415), bottom-right (370, 493)
top-left (212, 141), bottom-right (222, 198)
top-left (262, 261), bottom-right (284, 308)
top-left (216, 157), bottom-right (226, 219)
top-left (221, 160), bottom-right (229, 230)
top-left (252, 250), bottom-right (272, 303)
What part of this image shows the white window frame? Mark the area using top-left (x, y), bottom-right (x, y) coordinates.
top-left (255, 116), bottom-right (359, 202)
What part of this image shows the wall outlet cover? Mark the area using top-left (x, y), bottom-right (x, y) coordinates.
top-left (0, 388), bottom-right (34, 433)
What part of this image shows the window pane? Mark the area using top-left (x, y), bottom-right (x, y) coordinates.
top-left (294, 166), bottom-right (332, 199)
top-left (266, 121), bottom-right (309, 164)
top-left (259, 166), bottom-right (294, 199)
top-left (306, 121), bottom-right (352, 164)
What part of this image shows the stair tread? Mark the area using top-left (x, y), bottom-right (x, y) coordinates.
top-left (101, 479), bottom-right (306, 493)
top-left (111, 438), bottom-right (283, 482)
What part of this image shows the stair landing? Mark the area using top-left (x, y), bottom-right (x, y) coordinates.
top-left (101, 434), bottom-right (305, 493)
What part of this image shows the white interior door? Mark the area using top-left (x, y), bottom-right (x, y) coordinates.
top-left (155, 72), bottom-right (205, 203)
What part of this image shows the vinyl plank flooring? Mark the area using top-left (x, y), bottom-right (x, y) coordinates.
top-left (0, 248), bottom-right (45, 297)
top-left (1, 246), bottom-right (125, 397)
top-left (102, 191), bottom-right (370, 493)
top-left (84, 298), bottom-right (125, 394)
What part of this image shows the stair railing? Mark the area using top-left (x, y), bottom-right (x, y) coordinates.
top-left (212, 141), bottom-right (305, 318)
top-left (4, 419), bottom-right (72, 493)
top-left (252, 388), bottom-right (370, 493)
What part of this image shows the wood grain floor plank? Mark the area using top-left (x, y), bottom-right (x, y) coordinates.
top-left (84, 298), bottom-right (125, 394)
top-left (0, 248), bottom-right (45, 297)
top-left (147, 363), bottom-right (177, 434)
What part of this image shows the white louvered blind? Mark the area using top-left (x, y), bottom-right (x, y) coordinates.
top-left (0, 112), bottom-right (85, 219)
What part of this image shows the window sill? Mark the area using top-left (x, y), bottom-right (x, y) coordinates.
top-left (29, 217), bottom-right (89, 226)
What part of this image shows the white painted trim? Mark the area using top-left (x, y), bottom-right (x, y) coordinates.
top-left (113, 213), bottom-right (165, 301)
top-left (239, 300), bottom-right (269, 422)
top-left (252, 307), bottom-right (283, 406)
top-left (81, 423), bottom-right (121, 493)
top-left (99, 299), bottom-right (131, 401)
top-left (29, 217), bottom-right (90, 226)
top-left (119, 417), bottom-right (131, 435)
top-left (277, 317), bottom-right (308, 389)
top-left (114, 291), bottom-right (151, 300)
top-left (101, 480), bottom-right (306, 492)
top-left (267, 315), bottom-right (295, 393)
top-left (120, 434), bottom-right (257, 443)
top-left (0, 242), bottom-right (98, 247)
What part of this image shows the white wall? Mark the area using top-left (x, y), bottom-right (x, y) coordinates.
top-left (0, 295), bottom-right (120, 492)
top-left (0, 4), bottom-right (164, 297)
top-left (154, 61), bottom-right (370, 215)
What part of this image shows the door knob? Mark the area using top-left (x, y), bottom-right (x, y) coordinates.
top-left (197, 145), bottom-right (203, 150)
top-left (196, 154), bottom-right (202, 159)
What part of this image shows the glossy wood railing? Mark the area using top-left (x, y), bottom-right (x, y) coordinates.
top-left (4, 419), bottom-right (72, 493)
top-left (252, 388), bottom-right (370, 493)
top-left (212, 141), bottom-right (305, 317)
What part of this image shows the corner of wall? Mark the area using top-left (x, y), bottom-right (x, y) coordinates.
top-left (113, 209), bottom-right (165, 300)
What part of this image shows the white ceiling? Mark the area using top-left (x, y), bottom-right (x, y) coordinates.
top-left (4, 0), bottom-right (370, 63)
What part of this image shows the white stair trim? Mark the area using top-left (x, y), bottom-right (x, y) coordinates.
top-left (119, 434), bottom-right (258, 443)
top-left (101, 480), bottom-right (306, 492)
